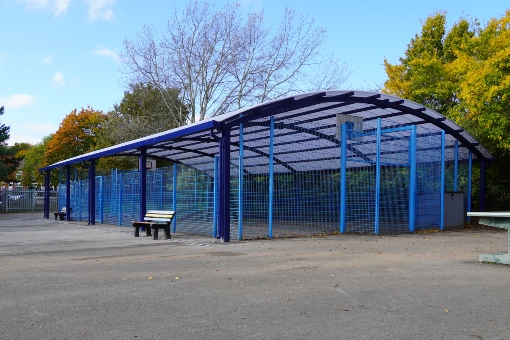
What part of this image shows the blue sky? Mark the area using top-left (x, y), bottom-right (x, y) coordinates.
top-left (0, 0), bottom-right (508, 146)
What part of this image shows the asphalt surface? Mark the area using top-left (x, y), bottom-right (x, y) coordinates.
top-left (0, 213), bottom-right (509, 340)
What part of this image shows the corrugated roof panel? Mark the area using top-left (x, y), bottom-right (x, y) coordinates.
top-left (39, 90), bottom-right (493, 173)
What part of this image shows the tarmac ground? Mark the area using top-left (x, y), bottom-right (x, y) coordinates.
top-left (0, 213), bottom-right (509, 340)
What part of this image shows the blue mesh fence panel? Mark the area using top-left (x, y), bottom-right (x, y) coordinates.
top-left (415, 132), bottom-right (443, 229)
top-left (60, 120), bottom-right (451, 238)
top-left (173, 164), bottom-right (215, 236)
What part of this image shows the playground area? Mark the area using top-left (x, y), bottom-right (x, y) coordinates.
top-left (0, 213), bottom-right (509, 339)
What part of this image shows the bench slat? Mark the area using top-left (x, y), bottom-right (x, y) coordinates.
top-left (145, 214), bottom-right (174, 218)
top-left (146, 210), bottom-right (175, 215)
top-left (145, 218), bottom-right (173, 222)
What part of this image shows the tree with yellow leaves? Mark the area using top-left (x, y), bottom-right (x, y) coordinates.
top-left (383, 10), bottom-right (510, 210)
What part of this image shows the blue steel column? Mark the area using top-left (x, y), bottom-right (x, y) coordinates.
top-left (118, 173), bottom-right (123, 226)
top-left (44, 170), bottom-right (50, 219)
top-left (340, 123), bottom-right (347, 233)
top-left (172, 164), bottom-right (178, 233)
top-left (268, 117), bottom-right (275, 238)
top-left (454, 140), bottom-right (458, 192)
top-left (479, 161), bottom-right (486, 212)
top-left (440, 131), bottom-right (445, 231)
top-left (66, 165), bottom-right (71, 221)
top-left (89, 159), bottom-right (96, 225)
top-left (238, 123), bottom-right (244, 240)
top-left (409, 125), bottom-right (417, 233)
top-left (213, 157), bottom-right (219, 238)
top-left (467, 152), bottom-right (472, 222)
top-left (219, 128), bottom-right (231, 242)
top-left (98, 176), bottom-right (103, 224)
top-left (139, 148), bottom-right (147, 222)
top-left (375, 118), bottom-right (381, 235)
top-left (78, 179), bottom-right (82, 221)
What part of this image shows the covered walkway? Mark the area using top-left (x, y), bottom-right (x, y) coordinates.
top-left (40, 90), bottom-right (493, 241)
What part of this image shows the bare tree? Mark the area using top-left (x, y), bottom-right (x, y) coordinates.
top-left (121, 1), bottom-right (350, 123)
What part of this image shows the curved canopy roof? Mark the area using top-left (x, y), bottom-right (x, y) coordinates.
top-left (40, 90), bottom-right (493, 174)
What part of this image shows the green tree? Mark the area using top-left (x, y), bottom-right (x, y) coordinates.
top-left (97, 83), bottom-right (187, 171)
top-left (20, 136), bottom-right (52, 187)
top-left (382, 10), bottom-right (510, 210)
top-left (383, 13), bottom-right (473, 115)
top-left (0, 105), bottom-right (15, 182)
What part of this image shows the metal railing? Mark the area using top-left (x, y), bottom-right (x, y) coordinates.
top-left (0, 190), bottom-right (58, 213)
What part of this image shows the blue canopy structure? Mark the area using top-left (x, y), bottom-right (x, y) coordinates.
top-left (40, 90), bottom-right (493, 241)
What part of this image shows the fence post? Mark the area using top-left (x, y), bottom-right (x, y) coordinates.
top-left (213, 158), bottom-right (219, 238)
top-left (454, 140), bottom-right (458, 192)
top-left (467, 152), bottom-right (472, 222)
top-left (66, 165), bottom-right (71, 221)
top-left (440, 131), bottom-right (445, 231)
top-left (139, 148), bottom-right (147, 222)
top-left (340, 123), bottom-right (347, 234)
top-left (238, 122), bottom-right (244, 240)
top-left (172, 164), bottom-right (178, 233)
top-left (409, 125), bottom-right (417, 233)
top-left (98, 176), bottom-right (103, 224)
top-left (375, 118), bottom-right (381, 235)
top-left (268, 116), bottom-right (274, 238)
top-left (119, 173), bottom-right (123, 226)
top-left (218, 128), bottom-right (231, 242)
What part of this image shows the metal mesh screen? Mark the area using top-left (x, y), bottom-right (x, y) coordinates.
top-left (57, 118), bottom-right (456, 239)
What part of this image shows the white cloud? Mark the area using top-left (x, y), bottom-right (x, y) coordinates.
top-left (0, 94), bottom-right (37, 109)
top-left (91, 46), bottom-right (118, 62)
top-left (51, 72), bottom-right (64, 86)
top-left (85, 0), bottom-right (115, 21)
top-left (6, 134), bottom-right (42, 146)
top-left (17, 0), bottom-right (71, 17)
top-left (42, 54), bottom-right (54, 65)
top-left (53, 0), bottom-right (70, 16)
top-left (28, 123), bottom-right (57, 133)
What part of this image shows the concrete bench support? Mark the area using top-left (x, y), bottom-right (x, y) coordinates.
top-left (467, 212), bottom-right (510, 265)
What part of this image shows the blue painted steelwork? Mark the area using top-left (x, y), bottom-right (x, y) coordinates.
top-left (374, 119), bottom-right (382, 235)
top-left (340, 123), bottom-right (347, 234)
top-left (98, 176), bottom-right (103, 224)
top-left (39, 120), bottom-right (222, 171)
top-left (118, 173), bottom-right (123, 226)
top-left (467, 152), bottom-right (472, 222)
top-left (38, 91), bottom-right (492, 239)
top-left (139, 148), bottom-right (147, 222)
top-left (238, 123), bottom-right (244, 240)
top-left (268, 116), bottom-right (275, 238)
top-left (409, 125), bottom-right (417, 232)
top-left (78, 180), bottom-right (82, 221)
top-left (89, 159), bottom-right (96, 225)
top-left (172, 164), bottom-right (178, 233)
top-left (66, 165), bottom-right (71, 221)
top-left (213, 156), bottom-right (219, 238)
top-left (440, 131), bottom-right (445, 231)
top-left (158, 170), bottom-right (164, 210)
top-left (218, 129), bottom-right (231, 242)
top-left (454, 140), bottom-right (458, 191)
top-left (44, 170), bottom-right (50, 218)
top-left (479, 161), bottom-right (486, 212)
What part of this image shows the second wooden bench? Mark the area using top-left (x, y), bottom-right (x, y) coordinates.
top-left (131, 210), bottom-right (175, 240)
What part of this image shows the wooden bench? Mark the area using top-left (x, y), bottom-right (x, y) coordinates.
top-left (467, 211), bottom-right (510, 265)
top-left (54, 207), bottom-right (71, 221)
top-left (131, 210), bottom-right (175, 240)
